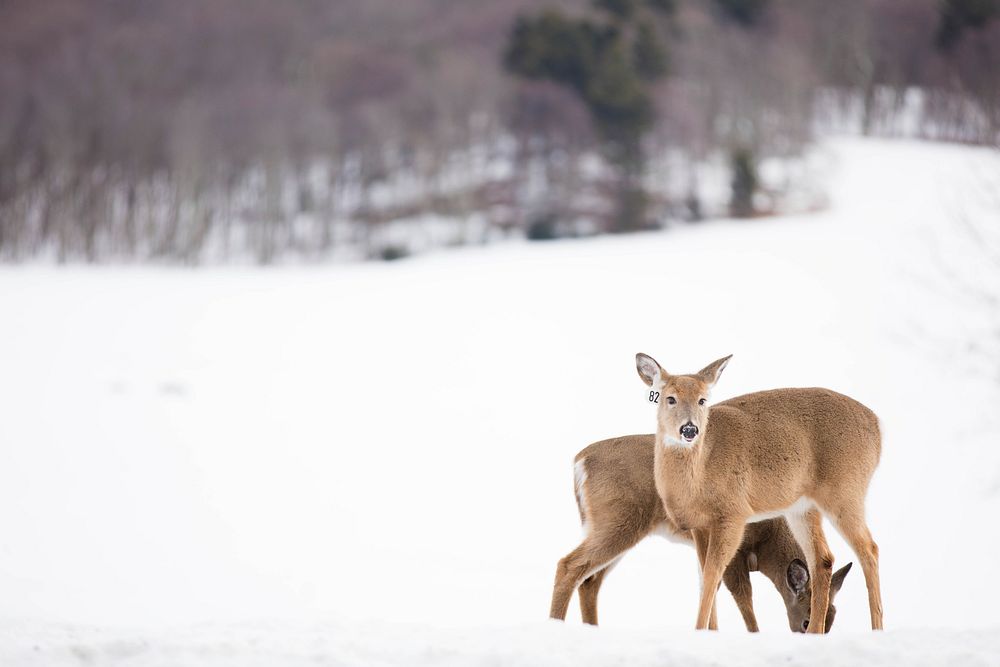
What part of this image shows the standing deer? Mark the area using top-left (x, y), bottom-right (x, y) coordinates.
top-left (634, 353), bottom-right (883, 633)
top-left (549, 435), bottom-right (852, 631)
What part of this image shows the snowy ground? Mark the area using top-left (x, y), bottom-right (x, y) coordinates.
top-left (1, 137), bottom-right (999, 664)
top-left (4, 621), bottom-right (1000, 667)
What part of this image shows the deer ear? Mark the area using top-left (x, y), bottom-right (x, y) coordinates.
top-left (636, 353), bottom-right (664, 387)
top-left (786, 558), bottom-right (809, 595)
top-left (698, 354), bottom-right (732, 387)
top-left (830, 562), bottom-right (852, 596)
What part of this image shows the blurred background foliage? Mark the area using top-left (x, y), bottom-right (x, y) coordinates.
top-left (0, 0), bottom-right (997, 262)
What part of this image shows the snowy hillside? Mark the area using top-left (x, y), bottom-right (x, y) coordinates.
top-left (1, 137), bottom-right (999, 664)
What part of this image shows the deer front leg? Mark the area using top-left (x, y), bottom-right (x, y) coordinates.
top-left (723, 557), bottom-right (759, 632)
top-left (692, 529), bottom-right (719, 630)
top-left (696, 522), bottom-right (745, 630)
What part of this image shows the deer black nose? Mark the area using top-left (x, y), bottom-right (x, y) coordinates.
top-left (802, 619), bottom-right (809, 632)
top-left (680, 422), bottom-right (698, 440)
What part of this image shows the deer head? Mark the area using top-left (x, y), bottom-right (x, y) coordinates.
top-left (784, 559), bottom-right (853, 632)
top-left (636, 353), bottom-right (731, 448)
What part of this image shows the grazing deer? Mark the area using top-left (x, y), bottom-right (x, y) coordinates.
top-left (634, 353), bottom-right (883, 632)
top-left (549, 435), bottom-right (852, 632)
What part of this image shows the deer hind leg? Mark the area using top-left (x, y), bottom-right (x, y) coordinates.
top-left (786, 507), bottom-right (834, 634)
top-left (830, 507), bottom-right (883, 630)
top-left (695, 523), bottom-right (745, 630)
top-left (578, 557), bottom-right (621, 625)
top-left (723, 558), bottom-right (759, 632)
top-left (550, 533), bottom-right (634, 621)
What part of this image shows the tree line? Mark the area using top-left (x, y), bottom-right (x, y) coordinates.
top-left (0, 0), bottom-right (997, 263)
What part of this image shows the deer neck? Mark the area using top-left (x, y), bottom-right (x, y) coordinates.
top-left (655, 413), bottom-right (710, 466)
top-left (653, 425), bottom-right (705, 501)
top-left (753, 524), bottom-right (801, 594)
top-left (758, 557), bottom-right (789, 595)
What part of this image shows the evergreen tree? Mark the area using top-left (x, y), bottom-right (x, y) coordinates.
top-left (937, 0), bottom-right (999, 49)
top-left (712, 0), bottom-right (768, 27)
top-left (645, 0), bottom-right (676, 15)
top-left (504, 5), bottom-right (670, 231)
top-left (634, 22), bottom-right (669, 80)
top-left (586, 37), bottom-right (652, 143)
top-left (729, 148), bottom-right (758, 218)
top-left (504, 12), bottom-right (605, 93)
top-left (595, 0), bottom-right (638, 21)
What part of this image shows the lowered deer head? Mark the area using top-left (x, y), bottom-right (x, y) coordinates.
top-left (780, 558), bottom-right (852, 632)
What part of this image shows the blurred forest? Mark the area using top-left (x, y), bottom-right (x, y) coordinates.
top-left (0, 0), bottom-right (998, 263)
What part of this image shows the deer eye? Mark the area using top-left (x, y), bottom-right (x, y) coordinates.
top-left (698, 398), bottom-right (706, 406)
top-left (666, 396), bottom-right (676, 405)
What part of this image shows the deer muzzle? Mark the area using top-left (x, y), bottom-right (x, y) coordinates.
top-left (680, 422), bottom-right (698, 442)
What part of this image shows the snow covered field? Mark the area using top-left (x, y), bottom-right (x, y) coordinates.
top-left (1, 137), bottom-right (999, 664)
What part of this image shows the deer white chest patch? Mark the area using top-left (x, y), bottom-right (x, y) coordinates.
top-left (660, 432), bottom-right (694, 450)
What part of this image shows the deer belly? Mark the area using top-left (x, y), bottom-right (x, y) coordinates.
top-left (650, 522), bottom-right (694, 546)
top-left (746, 496), bottom-right (815, 523)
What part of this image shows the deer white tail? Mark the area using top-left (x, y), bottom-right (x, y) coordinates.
top-left (573, 458), bottom-right (589, 535)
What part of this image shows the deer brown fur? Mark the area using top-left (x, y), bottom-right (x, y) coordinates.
top-left (549, 435), bottom-right (851, 631)
top-left (635, 353), bottom-right (883, 633)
